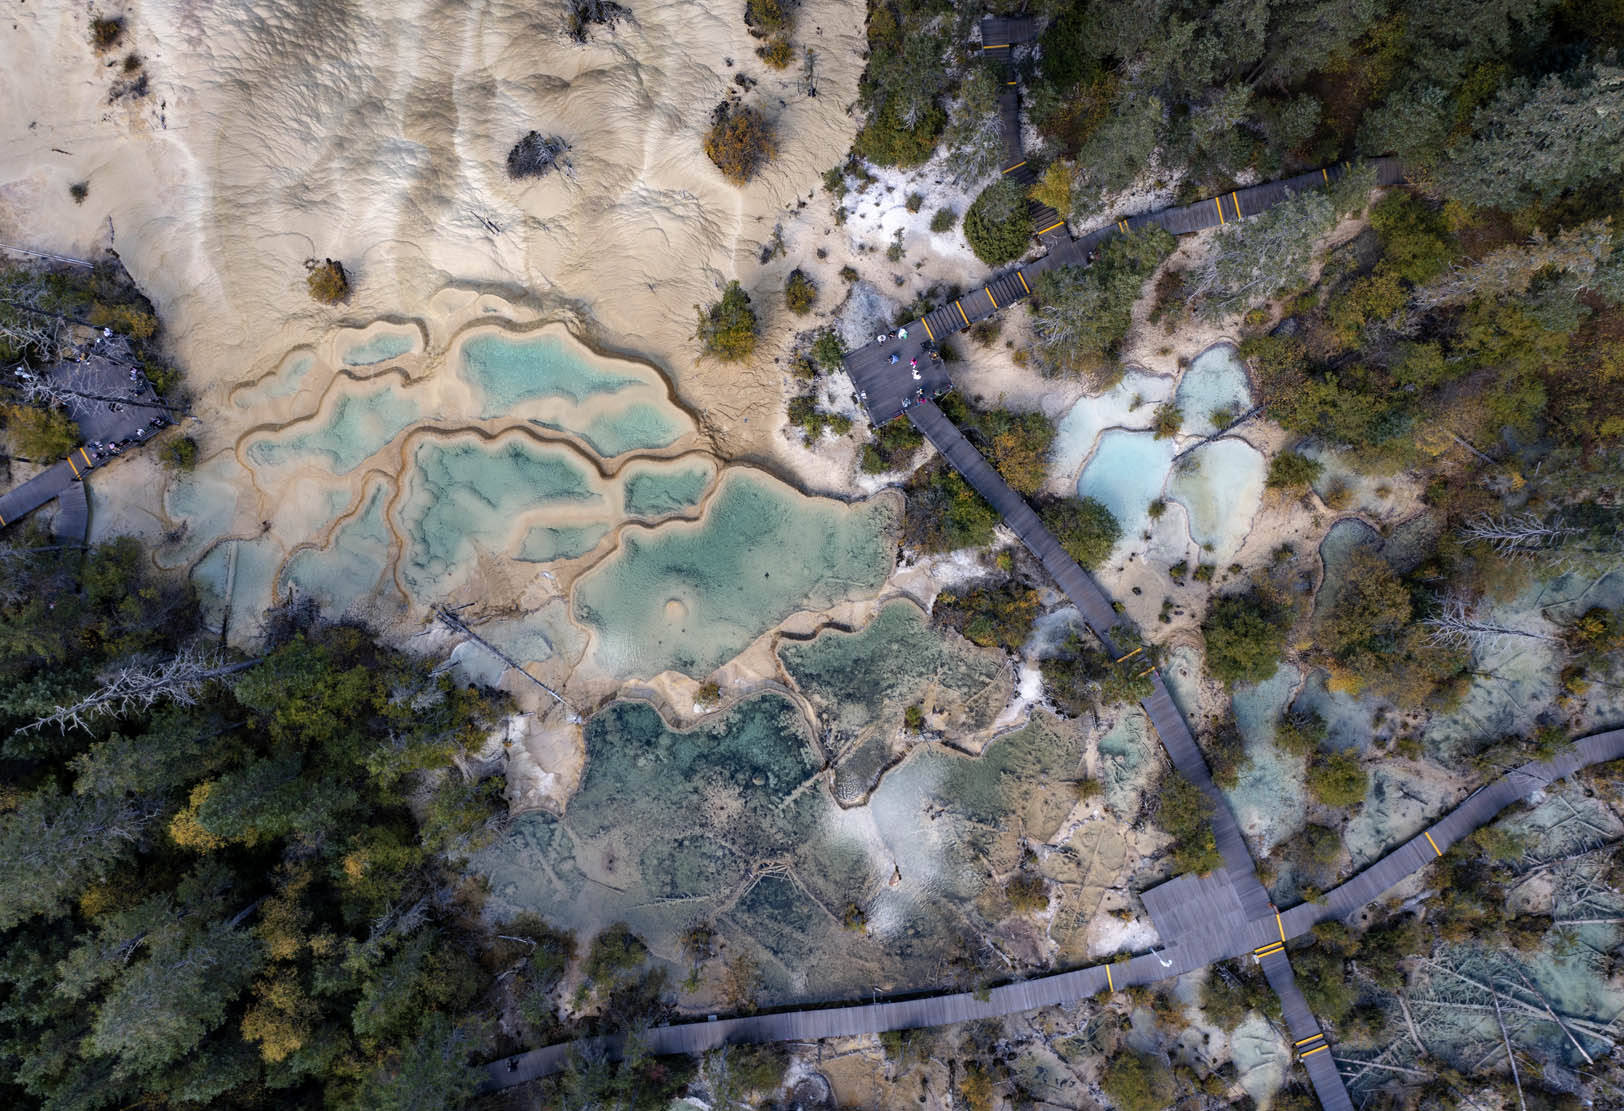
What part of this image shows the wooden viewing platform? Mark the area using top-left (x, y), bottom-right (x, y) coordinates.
top-left (0, 336), bottom-right (173, 543)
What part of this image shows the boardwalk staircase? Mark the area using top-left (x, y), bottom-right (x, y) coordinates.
top-left (979, 16), bottom-right (1068, 244)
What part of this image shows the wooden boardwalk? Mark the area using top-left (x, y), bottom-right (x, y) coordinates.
top-left (0, 447), bottom-right (99, 539)
top-left (483, 18), bottom-right (1440, 1108)
top-left (847, 154), bottom-right (1403, 426)
top-left (843, 12), bottom-right (1403, 428)
top-left (0, 337), bottom-right (169, 537)
top-left (483, 725), bottom-right (1624, 1093)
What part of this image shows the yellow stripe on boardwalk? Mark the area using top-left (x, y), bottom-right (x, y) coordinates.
top-left (1294, 1034), bottom-right (1324, 1047)
top-left (1006, 80), bottom-right (1017, 86)
top-left (0, 511), bottom-right (7, 526)
top-left (1299, 1044), bottom-right (1330, 1060)
top-left (1254, 941), bottom-right (1284, 957)
top-left (1105, 964), bottom-right (1114, 991)
top-left (1322, 167), bottom-right (1329, 183)
top-left (1115, 646), bottom-right (1142, 663)
top-left (1002, 160), bottom-right (1026, 175)
top-left (67, 455), bottom-right (81, 479)
top-left (1424, 831), bottom-right (1442, 856)
top-left (1215, 196), bottom-right (1225, 225)
top-left (982, 43), bottom-right (1007, 49)
top-left (985, 285), bottom-right (998, 309)
top-left (922, 317), bottom-right (934, 343)
top-left (1016, 270), bottom-right (1030, 295)
top-left (1276, 910), bottom-right (1286, 944)
top-left (1038, 220), bottom-right (1065, 235)
top-left (1231, 191), bottom-right (1241, 220)
top-left (956, 300), bottom-right (969, 326)
top-left (1134, 666), bottom-right (1155, 678)
top-left (79, 447), bottom-right (93, 469)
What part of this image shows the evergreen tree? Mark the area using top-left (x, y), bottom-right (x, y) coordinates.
top-left (1444, 66), bottom-right (1624, 209)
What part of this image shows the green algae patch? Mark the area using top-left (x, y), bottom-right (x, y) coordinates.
top-left (233, 351), bottom-right (317, 409)
top-left (341, 329), bottom-right (417, 366)
top-left (573, 470), bottom-right (896, 678)
top-left (477, 694), bottom-right (830, 978)
top-left (533, 401), bottom-right (685, 456)
top-left (779, 600), bottom-right (1008, 803)
top-left (477, 696), bottom-right (1091, 1004)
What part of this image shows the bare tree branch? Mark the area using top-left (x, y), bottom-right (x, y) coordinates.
top-left (1425, 595), bottom-right (1561, 653)
top-left (25, 645), bottom-right (260, 734)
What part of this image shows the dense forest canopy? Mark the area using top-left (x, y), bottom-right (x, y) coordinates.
top-left (0, 536), bottom-right (533, 1109)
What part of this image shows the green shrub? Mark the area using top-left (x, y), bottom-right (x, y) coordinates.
top-left (784, 268), bottom-right (817, 314)
top-left (69, 182), bottom-right (89, 205)
top-left (939, 394), bottom-right (1054, 495)
top-left (582, 923), bottom-right (649, 986)
top-left (1266, 449), bottom-right (1324, 490)
top-left (756, 35), bottom-right (794, 69)
top-left (1005, 871), bottom-right (1049, 913)
top-left (903, 704), bottom-right (925, 732)
top-left (704, 102), bottom-right (775, 184)
top-left (963, 178), bottom-right (1031, 266)
top-left (159, 435), bottom-right (199, 471)
top-left (87, 302), bottom-right (157, 339)
top-left (1041, 633), bottom-right (1152, 715)
top-left (1306, 749), bottom-right (1368, 808)
top-left (1028, 228), bottom-right (1176, 377)
top-left (929, 207), bottom-right (956, 233)
top-left (786, 395), bottom-right (851, 442)
top-left (696, 280), bottom-right (758, 360)
top-left (1157, 773), bottom-right (1223, 874)
top-left (809, 330), bottom-right (844, 371)
top-left (904, 192), bottom-right (924, 213)
top-left (1152, 403), bottom-right (1182, 438)
top-left (724, 1043), bottom-right (789, 1093)
top-left (902, 462), bottom-right (999, 553)
top-left (1101, 1050), bottom-right (1176, 1111)
top-left (3, 404), bottom-right (80, 459)
top-left (1275, 711), bottom-right (1328, 757)
top-left (1200, 962), bottom-right (1275, 1031)
top-left (90, 17), bottom-right (123, 51)
top-left (853, 99), bottom-right (946, 167)
top-left (744, 0), bottom-right (790, 35)
top-left (305, 258), bottom-right (350, 304)
top-left (860, 415), bottom-right (924, 473)
top-left (935, 579), bottom-right (1041, 651)
top-left (1038, 495), bottom-right (1120, 569)
top-left (1202, 590), bottom-right (1291, 684)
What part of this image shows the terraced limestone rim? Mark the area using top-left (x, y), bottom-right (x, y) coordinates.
top-left (481, 726), bottom-right (1624, 1092)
